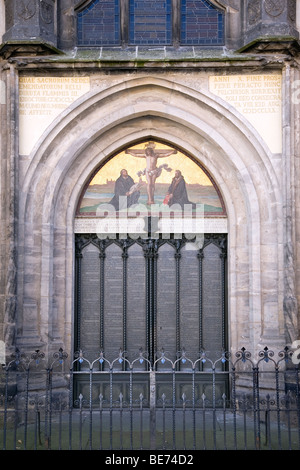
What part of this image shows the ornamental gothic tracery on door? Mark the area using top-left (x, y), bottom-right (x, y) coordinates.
top-left (74, 141), bottom-right (228, 368)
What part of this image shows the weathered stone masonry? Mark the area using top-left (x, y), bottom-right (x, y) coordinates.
top-left (0, 0), bottom-right (300, 363)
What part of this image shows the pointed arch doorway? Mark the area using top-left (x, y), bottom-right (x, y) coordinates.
top-left (74, 140), bottom-right (228, 370)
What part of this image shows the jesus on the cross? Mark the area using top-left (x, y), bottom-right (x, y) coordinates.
top-left (125, 141), bottom-right (177, 205)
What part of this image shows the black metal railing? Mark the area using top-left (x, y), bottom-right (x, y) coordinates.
top-left (0, 346), bottom-right (300, 450)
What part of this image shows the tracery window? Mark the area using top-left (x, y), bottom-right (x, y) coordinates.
top-left (181, 0), bottom-right (224, 46)
top-left (76, 0), bottom-right (225, 47)
top-left (129, 0), bottom-right (172, 46)
top-left (77, 0), bottom-right (120, 46)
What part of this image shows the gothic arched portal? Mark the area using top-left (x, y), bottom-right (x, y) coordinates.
top-left (16, 76), bottom-right (286, 375)
top-left (74, 140), bottom-right (228, 371)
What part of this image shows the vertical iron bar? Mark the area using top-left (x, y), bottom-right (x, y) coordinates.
top-left (202, 393), bottom-right (206, 450)
top-left (45, 368), bottom-right (50, 449)
top-left (162, 393), bottom-right (166, 450)
top-left (119, 393), bottom-right (123, 450)
top-left (275, 366), bottom-right (282, 450)
top-left (139, 393), bottom-right (144, 450)
top-left (284, 393), bottom-right (291, 450)
top-left (252, 366), bottom-right (257, 449)
top-left (192, 367), bottom-right (196, 450)
top-left (153, 247), bottom-right (158, 360)
top-left (130, 367), bottom-right (133, 450)
top-left (122, 245), bottom-right (128, 365)
top-left (242, 395), bottom-right (247, 450)
top-left (79, 394), bottom-right (83, 450)
top-left (33, 397), bottom-right (38, 450)
top-left (222, 393), bottom-right (227, 450)
top-left (172, 365), bottom-right (176, 449)
top-left (47, 368), bottom-right (53, 450)
top-left (3, 367), bottom-right (9, 450)
top-left (198, 251), bottom-right (204, 370)
top-left (24, 367), bottom-right (30, 450)
top-left (212, 365), bottom-right (216, 450)
top-left (145, 252), bottom-right (150, 363)
top-left (254, 367), bottom-right (261, 450)
top-left (68, 368), bottom-right (73, 450)
top-left (99, 248), bottom-right (105, 353)
top-left (265, 396), bottom-right (271, 449)
top-left (149, 251), bottom-right (153, 366)
top-left (89, 366), bottom-right (93, 450)
top-left (37, 405), bottom-right (42, 448)
top-left (59, 401), bottom-right (63, 450)
top-left (109, 366), bottom-right (113, 450)
top-left (296, 367), bottom-right (300, 449)
top-left (149, 370), bottom-right (156, 450)
top-left (175, 250), bottom-right (181, 363)
top-left (13, 405), bottom-right (17, 450)
top-left (99, 394), bottom-right (103, 450)
top-left (231, 367), bottom-right (237, 450)
top-left (182, 393), bottom-right (186, 450)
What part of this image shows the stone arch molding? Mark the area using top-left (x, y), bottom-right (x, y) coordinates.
top-left (17, 76), bottom-right (285, 357)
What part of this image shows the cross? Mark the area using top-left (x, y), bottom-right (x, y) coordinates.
top-left (125, 141), bottom-right (177, 204)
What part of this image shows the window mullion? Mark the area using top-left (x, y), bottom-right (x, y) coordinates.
top-left (120, 0), bottom-right (129, 47)
top-left (172, 0), bottom-right (180, 47)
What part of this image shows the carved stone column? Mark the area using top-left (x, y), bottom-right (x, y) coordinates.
top-left (219, 0), bottom-right (242, 50)
top-left (3, 0), bottom-right (57, 48)
top-left (0, 64), bottom-right (18, 356)
top-left (58, 0), bottom-right (75, 50)
top-left (243, 0), bottom-right (299, 51)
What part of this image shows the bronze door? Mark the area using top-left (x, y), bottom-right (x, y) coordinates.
top-left (74, 234), bottom-right (227, 366)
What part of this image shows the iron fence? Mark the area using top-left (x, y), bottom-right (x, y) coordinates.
top-left (0, 346), bottom-right (300, 450)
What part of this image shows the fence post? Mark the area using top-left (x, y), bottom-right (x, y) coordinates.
top-left (149, 370), bottom-right (156, 450)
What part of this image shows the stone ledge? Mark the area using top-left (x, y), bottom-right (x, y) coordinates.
top-left (0, 40), bottom-right (63, 59)
top-left (237, 36), bottom-right (300, 55)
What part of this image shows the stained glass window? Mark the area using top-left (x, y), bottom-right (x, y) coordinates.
top-left (76, 0), bottom-right (225, 47)
top-left (129, 0), bottom-right (172, 45)
top-left (77, 0), bottom-right (120, 46)
top-left (181, 0), bottom-right (224, 45)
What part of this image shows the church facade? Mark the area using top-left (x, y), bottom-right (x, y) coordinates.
top-left (0, 0), bottom-right (300, 367)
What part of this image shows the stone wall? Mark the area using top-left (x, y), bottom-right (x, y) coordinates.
top-left (0, 1), bottom-right (299, 363)
top-left (5, 68), bottom-right (292, 359)
top-left (1, 0), bottom-right (299, 52)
